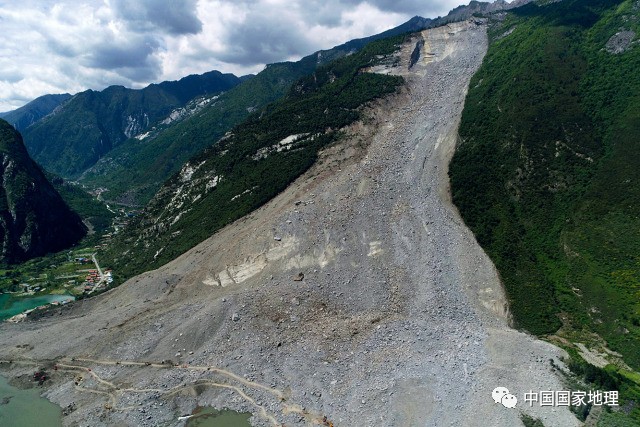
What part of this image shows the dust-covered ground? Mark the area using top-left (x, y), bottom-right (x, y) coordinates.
top-left (0, 21), bottom-right (580, 427)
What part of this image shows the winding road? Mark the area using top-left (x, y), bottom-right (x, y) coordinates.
top-left (0, 357), bottom-right (331, 426)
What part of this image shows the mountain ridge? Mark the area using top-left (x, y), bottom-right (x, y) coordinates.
top-left (0, 119), bottom-right (86, 264)
top-left (450, 1), bottom-right (640, 418)
top-left (0, 93), bottom-right (72, 133)
top-left (21, 70), bottom-right (243, 177)
top-left (75, 0), bottom-right (526, 205)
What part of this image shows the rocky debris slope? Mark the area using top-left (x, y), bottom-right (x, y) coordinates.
top-left (605, 29), bottom-right (636, 54)
top-left (0, 21), bottom-right (579, 427)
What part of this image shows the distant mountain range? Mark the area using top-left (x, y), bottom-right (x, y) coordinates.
top-left (0, 93), bottom-right (72, 132)
top-left (1, 0), bottom-right (528, 207)
top-left (20, 71), bottom-right (242, 178)
top-left (59, 25), bottom-right (425, 205)
top-left (0, 119), bottom-right (86, 264)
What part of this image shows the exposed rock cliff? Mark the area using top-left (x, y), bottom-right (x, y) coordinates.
top-left (0, 119), bottom-right (86, 263)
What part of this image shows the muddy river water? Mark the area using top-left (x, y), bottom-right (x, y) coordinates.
top-left (0, 375), bottom-right (63, 426)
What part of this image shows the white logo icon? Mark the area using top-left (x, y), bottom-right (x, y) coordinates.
top-left (492, 387), bottom-right (510, 404)
top-left (492, 387), bottom-right (518, 408)
top-left (501, 393), bottom-right (518, 408)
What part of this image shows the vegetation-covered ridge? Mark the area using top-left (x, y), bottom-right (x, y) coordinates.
top-left (74, 2), bottom-right (520, 206)
top-left (22, 71), bottom-right (242, 178)
top-left (78, 58), bottom-right (320, 205)
top-left (0, 119), bottom-right (86, 264)
top-left (450, 0), bottom-right (640, 398)
top-left (0, 93), bottom-right (72, 133)
top-left (76, 17), bottom-right (439, 206)
top-left (102, 35), bottom-right (407, 281)
top-left (47, 174), bottom-right (114, 236)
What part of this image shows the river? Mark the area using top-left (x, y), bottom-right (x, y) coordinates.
top-left (186, 406), bottom-right (252, 427)
top-left (0, 294), bottom-right (74, 321)
top-left (0, 375), bottom-right (62, 426)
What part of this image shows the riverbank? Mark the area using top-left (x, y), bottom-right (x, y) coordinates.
top-left (0, 374), bottom-right (62, 427)
top-left (0, 294), bottom-right (74, 322)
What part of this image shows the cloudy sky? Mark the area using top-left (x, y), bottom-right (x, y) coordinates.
top-left (0, 0), bottom-right (467, 111)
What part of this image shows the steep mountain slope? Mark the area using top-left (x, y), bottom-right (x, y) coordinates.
top-left (444, 0), bottom-right (532, 22)
top-left (78, 57), bottom-right (321, 205)
top-left (450, 0), bottom-right (640, 400)
top-left (313, 15), bottom-right (433, 65)
top-left (102, 36), bottom-right (405, 282)
top-left (77, 1), bottom-right (528, 206)
top-left (315, 0), bottom-right (531, 64)
top-left (0, 119), bottom-right (86, 264)
top-left (0, 93), bottom-right (71, 132)
top-left (76, 19), bottom-right (437, 205)
top-left (0, 21), bottom-right (579, 427)
top-left (22, 71), bottom-right (241, 177)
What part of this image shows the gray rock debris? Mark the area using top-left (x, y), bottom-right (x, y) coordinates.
top-left (605, 29), bottom-right (636, 54)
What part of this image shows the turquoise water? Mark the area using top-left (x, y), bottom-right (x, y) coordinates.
top-left (186, 407), bottom-right (252, 427)
top-left (0, 375), bottom-right (62, 427)
top-left (0, 373), bottom-right (249, 427)
top-left (0, 294), bottom-right (74, 320)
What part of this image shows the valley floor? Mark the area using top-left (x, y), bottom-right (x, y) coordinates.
top-left (0, 21), bottom-right (580, 426)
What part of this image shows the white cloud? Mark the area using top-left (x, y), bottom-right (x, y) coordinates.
top-left (0, 0), bottom-right (466, 112)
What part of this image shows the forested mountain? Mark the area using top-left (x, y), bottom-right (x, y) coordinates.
top-left (450, 0), bottom-right (640, 375)
top-left (77, 58), bottom-right (321, 205)
top-left (0, 93), bottom-right (72, 133)
top-left (76, 16), bottom-right (444, 205)
top-left (3, 1), bottom-right (524, 207)
top-left (21, 71), bottom-right (242, 177)
top-left (0, 119), bottom-right (86, 263)
top-left (47, 174), bottom-right (114, 236)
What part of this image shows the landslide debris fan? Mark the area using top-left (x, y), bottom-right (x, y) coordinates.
top-left (0, 119), bottom-right (86, 263)
top-left (103, 35), bottom-right (406, 282)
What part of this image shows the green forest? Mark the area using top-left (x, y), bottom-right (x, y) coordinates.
top-left (450, 0), bottom-right (640, 421)
top-left (78, 59), bottom-right (321, 205)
